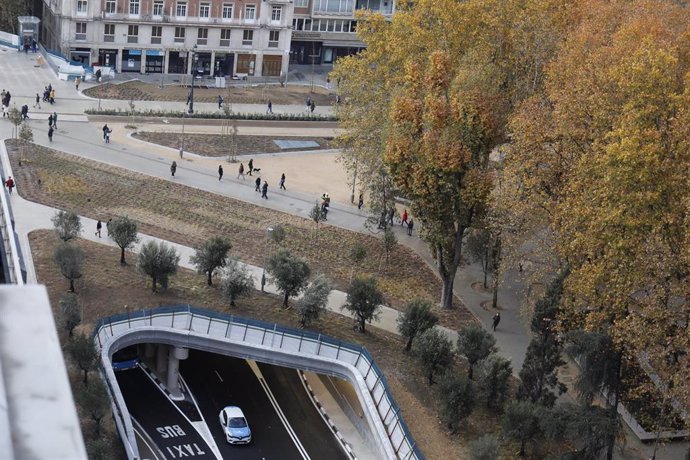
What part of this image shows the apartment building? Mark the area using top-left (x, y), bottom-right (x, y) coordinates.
top-left (290, 0), bottom-right (394, 65)
top-left (40, 0), bottom-right (294, 76)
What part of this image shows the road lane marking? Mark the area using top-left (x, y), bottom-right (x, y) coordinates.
top-left (214, 370), bottom-right (223, 382)
top-left (246, 360), bottom-right (311, 460)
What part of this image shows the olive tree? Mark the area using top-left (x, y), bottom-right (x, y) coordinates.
top-left (397, 298), bottom-right (439, 352)
top-left (109, 216), bottom-right (139, 265)
top-left (413, 328), bottom-right (454, 385)
top-left (76, 377), bottom-right (110, 436)
top-left (59, 291), bottom-right (81, 337)
top-left (52, 210), bottom-right (82, 242)
top-left (342, 276), bottom-right (384, 333)
top-left (137, 240), bottom-right (180, 292)
top-left (267, 249), bottom-right (311, 308)
top-left (456, 325), bottom-right (497, 380)
top-left (348, 243), bottom-right (367, 281)
top-left (437, 371), bottom-right (475, 432)
top-left (54, 242), bottom-right (84, 292)
top-left (220, 258), bottom-right (254, 307)
top-left (476, 354), bottom-right (512, 410)
top-left (190, 236), bottom-right (232, 286)
top-left (66, 332), bottom-right (99, 386)
top-left (296, 275), bottom-right (332, 327)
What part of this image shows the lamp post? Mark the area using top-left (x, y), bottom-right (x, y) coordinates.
top-left (188, 44), bottom-right (198, 114)
top-left (261, 226), bottom-right (274, 292)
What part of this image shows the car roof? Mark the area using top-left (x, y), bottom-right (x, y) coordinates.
top-left (221, 406), bottom-right (245, 418)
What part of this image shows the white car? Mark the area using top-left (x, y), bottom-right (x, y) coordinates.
top-left (218, 406), bottom-right (252, 444)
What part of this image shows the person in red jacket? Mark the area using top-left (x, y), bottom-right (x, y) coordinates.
top-left (401, 209), bottom-right (408, 227)
top-left (4, 176), bottom-right (14, 194)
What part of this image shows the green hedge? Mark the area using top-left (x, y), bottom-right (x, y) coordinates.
top-left (85, 108), bottom-right (338, 122)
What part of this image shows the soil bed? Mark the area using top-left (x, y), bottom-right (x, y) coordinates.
top-left (7, 140), bottom-right (473, 331)
top-left (30, 230), bottom-right (468, 460)
top-left (133, 132), bottom-right (335, 156)
top-left (83, 80), bottom-right (335, 106)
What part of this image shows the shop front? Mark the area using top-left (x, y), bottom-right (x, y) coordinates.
top-left (70, 48), bottom-right (91, 65)
top-left (262, 55), bottom-right (282, 77)
top-left (145, 49), bottom-right (164, 73)
top-left (122, 49), bottom-right (142, 72)
top-left (290, 40), bottom-right (322, 65)
top-left (194, 52), bottom-right (212, 76)
top-left (98, 49), bottom-right (118, 69)
top-left (214, 52), bottom-right (234, 77)
top-left (168, 51), bottom-right (188, 74)
top-left (236, 54), bottom-right (256, 76)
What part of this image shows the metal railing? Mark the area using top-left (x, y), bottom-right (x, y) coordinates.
top-left (94, 305), bottom-right (424, 460)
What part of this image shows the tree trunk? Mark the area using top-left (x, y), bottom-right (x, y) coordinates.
top-left (230, 295), bottom-right (236, 307)
top-left (283, 291), bottom-right (290, 308)
top-left (492, 276), bottom-right (499, 309)
top-left (440, 273), bottom-right (455, 309)
top-left (519, 439), bottom-right (526, 457)
top-left (83, 368), bottom-right (89, 386)
top-left (468, 363), bottom-right (474, 380)
top-left (151, 275), bottom-right (157, 292)
top-left (207, 271), bottom-right (213, 286)
top-left (428, 371), bottom-right (434, 385)
top-left (359, 316), bottom-right (366, 333)
top-left (120, 247), bottom-right (126, 265)
top-left (69, 279), bottom-right (75, 292)
top-left (606, 355), bottom-right (623, 460)
top-left (483, 266), bottom-right (488, 290)
top-left (405, 336), bottom-right (413, 352)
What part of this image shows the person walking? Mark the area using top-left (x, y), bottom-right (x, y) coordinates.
top-left (48, 114), bottom-right (53, 128)
top-left (218, 164), bottom-right (224, 181)
top-left (102, 124), bottom-right (110, 142)
top-left (75, 76), bottom-right (81, 91)
top-left (217, 95), bottom-right (223, 110)
top-left (34, 93), bottom-right (41, 109)
top-left (358, 193), bottom-right (364, 210)
top-left (407, 217), bottom-right (414, 236)
top-left (248, 158), bottom-right (254, 176)
top-left (20, 105), bottom-right (29, 120)
top-left (261, 181), bottom-right (268, 199)
top-left (387, 207), bottom-right (395, 226)
top-left (52, 111), bottom-right (58, 129)
top-left (492, 312), bottom-right (501, 332)
top-left (170, 161), bottom-right (177, 177)
top-left (49, 89), bottom-right (55, 105)
top-left (267, 99), bottom-right (273, 114)
top-left (401, 209), bottom-right (408, 227)
top-left (106, 218), bottom-right (112, 236)
top-left (237, 162), bottom-right (245, 180)
top-left (279, 173), bottom-right (286, 190)
top-left (254, 176), bottom-right (261, 192)
top-left (310, 101), bottom-right (316, 113)
top-left (5, 176), bottom-right (15, 194)
top-left (95, 220), bottom-right (102, 238)
top-left (48, 126), bottom-right (54, 142)
top-left (305, 96), bottom-right (312, 113)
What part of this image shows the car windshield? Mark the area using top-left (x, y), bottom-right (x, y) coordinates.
top-left (228, 417), bottom-right (247, 428)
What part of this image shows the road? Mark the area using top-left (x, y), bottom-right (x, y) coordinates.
top-left (181, 350), bottom-right (348, 460)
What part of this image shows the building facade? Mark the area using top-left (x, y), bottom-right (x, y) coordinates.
top-left (37, 0), bottom-right (395, 75)
top-left (40, 0), bottom-right (294, 76)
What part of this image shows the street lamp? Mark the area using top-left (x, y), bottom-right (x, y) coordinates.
top-left (261, 226), bottom-right (274, 292)
top-left (188, 44), bottom-right (198, 114)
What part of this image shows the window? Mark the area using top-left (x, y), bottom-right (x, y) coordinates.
top-left (127, 24), bottom-right (138, 42)
top-left (75, 22), bottom-right (87, 40)
top-left (334, 20), bottom-right (342, 32)
top-left (220, 29), bottom-right (231, 46)
top-left (236, 53), bottom-right (255, 75)
top-left (174, 26), bottom-right (185, 43)
top-left (222, 3), bottom-right (233, 19)
top-left (105, 0), bottom-right (115, 13)
top-left (104, 23), bottom-right (115, 42)
top-left (151, 25), bottom-right (162, 43)
top-left (244, 5), bottom-right (255, 20)
top-left (76, 0), bottom-right (88, 14)
top-left (319, 19), bottom-right (327, 31)
top-left (242, 29), bottom-right (253, 45)
top-left (176, 1), bottom-right (187, 17)
top-left (271, 6), bottom-right (281, 21)
top-left (153, 0), bottom-right (163, 15)
top-left (197, 27), bottom-right (208, 45)
top-left (129, 0), bottom-right (139, 15)
top-left (199, 3), bottom-right (209, 17)
top-left (268, 30), bottom-right (279, 47)
top-left (294, 0), bottom-right (308, 6)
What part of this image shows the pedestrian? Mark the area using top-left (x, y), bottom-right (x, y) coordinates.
top-left (218, 164), bottom-right (224, 181)
top-left (95, 69), bottom-right (102, 82)
top-left (261, 181), bottom-right (268, 199)
top-left (401, 209), bottom-right (408, 227)
top-left (48, 114), bottom-right (53, 128)
top-left (1, 105), bottom-right (6, 118)
top-left (95, 220), bottom-right (102, 238)
top-left (492, 312), bottom-right (501, 331)
top-left (106, 218), bottom-right (112, 236)
top-left (34, 93), bottom-right (41, 109)
top-left (43, 87), bottom-right (49, 102)
top-left (255, 176), bottom-right (261, 192)
top-left (49, 89), bottom-right (55, 105)
top-left (387, 207), bottom-right (395, 226)
top-left (179, 147), bottom-right (184, 159)
top-left (52, 111), bottom-right (58, 129)
top-left (310, 101), bottom-right (316, 113)
top-left (103, 124), bottom-right (111, 143)
top-left (170, 160), bottom-right (177, 177)
top-left (407, 217), bottom-right (414, 236)
top-left (237, 162), bottom-right (245, 180)
top-left (267, 99), bottom-right (273, 114)
top-left (279, 173), bottom-right (286, 190)
top-left (20, 105), bottom-right (29, 120)
top-left (358, 193), bottom-right (364, 210)
top-left (4, 176), bottom-right (14, 194)
top-left (32, 39), bottom-right (37, 53)
top-left (217, 94), bottom-right (223, 110)
top-left (306, 96), bottom-right (312, 112)
top-left (102, 124), bottom-right (110, 140)
top-left (326, 77), bottom-right (331, 89)
top-left (1, 89), bottom-right (5, 102)
top-left (48, 126), bottom-right (54, 142)
top-left (75, 76), bottom-right (81, 91)
top-left (248, 158), bottom-right (254, 176)
top-left (4, 91), bottom-right (11, 106)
